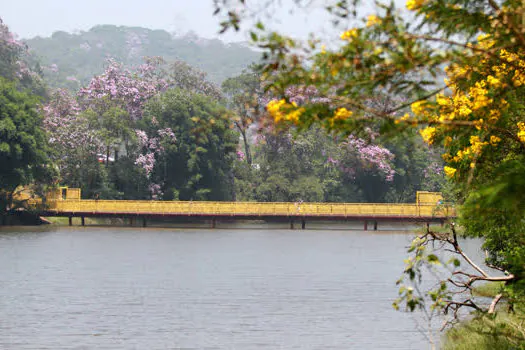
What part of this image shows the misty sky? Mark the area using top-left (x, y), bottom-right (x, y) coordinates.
top-left (2, 0), bottom-right (346, 42)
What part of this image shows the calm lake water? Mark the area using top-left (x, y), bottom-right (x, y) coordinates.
top-left (0, 225), bottom-right (438, 349)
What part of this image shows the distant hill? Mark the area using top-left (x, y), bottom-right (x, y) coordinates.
top-left (24, 25), bottom-right (260, 90)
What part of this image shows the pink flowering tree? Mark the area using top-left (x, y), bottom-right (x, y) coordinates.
top-left (41, 89), bottom-right (102, 189)
top-left (0, 17), bottom-right (45, 95)
top-left (42, 57), bottom-right (174, 198)
top-left (0, 18), bottom-right (25, 80)
top-left (77, 58), bottom-right (169, 172)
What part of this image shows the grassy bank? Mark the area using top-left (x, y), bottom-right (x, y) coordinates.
top-left (443, 311), bottom-right (525, 350)
top-left (443, 282), bottom-right (525, 349)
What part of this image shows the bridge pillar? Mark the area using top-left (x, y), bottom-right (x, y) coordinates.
top-left (212, 218), bottom-right (216, 229)
top-left (364, 221), bottom-right (368, 231)
top-left (129, 217), bottom-right (134, 226)
top-left (68, 216), bottom-right (72, 226)
top-left (301, 219), bottom-right (306, 230)
top-left (81, 216), bottom-right (85, 226)
top-left (290, 220), bottom-right (294, 230)
top-left (373, 221), bottom-right (378, 231)
top-left (142, 217), bottom-right (147, 228)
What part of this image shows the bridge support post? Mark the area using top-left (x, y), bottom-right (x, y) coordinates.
top-left (212, 218), bottom-right (216, 229)
top-left (142, 217), bottom-right (147, 228)
top-left (129, 217), bottom-right (134, 226)
top-left (301, 219), bottom-right (306, 230)
top-left (68, 216), bottom-right (72, 226)
top-left (290, 220), bottom-right (294, 230)
top-left (81, 216), bottom-right (85, 226)
top-left (373, 221), bottom-right (378, 231)
top-left (364, 221), bottom-right (368, 231)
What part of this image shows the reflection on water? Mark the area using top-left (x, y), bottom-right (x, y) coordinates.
top-left (1, 226), bottom-right (436, 349)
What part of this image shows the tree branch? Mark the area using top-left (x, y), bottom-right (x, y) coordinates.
top-left (488, 293), bottom-right (503, 314)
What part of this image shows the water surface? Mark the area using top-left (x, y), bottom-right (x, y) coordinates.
top-left (0, 226), bottom-right (433, 349)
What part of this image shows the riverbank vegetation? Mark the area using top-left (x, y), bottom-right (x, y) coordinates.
top-left (213, 0), bottom-right (525, 347)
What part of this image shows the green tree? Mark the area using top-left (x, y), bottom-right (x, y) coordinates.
top-left (143, 88), bottom-right (238, 200)
top-left (0, 77), bottom-right (55, 211)
top-left (222, 68), bottom-right (264, 165)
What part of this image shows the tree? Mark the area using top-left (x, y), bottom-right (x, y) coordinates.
top-left (214, 0), bottom-right (525, 345)
top-left (222, 68), bottom-right (265, 165)
top-left (0, 17), bottom-right (47, 97)
top-left (143, 88), bottom-right (238, 201)
top-left (169, 59), bottom-right (223, 100)
top-left (0, 77), bottom-right (55, 211)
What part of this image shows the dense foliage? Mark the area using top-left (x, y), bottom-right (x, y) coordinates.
top-left (0, 77), bottom-right (54, 210)
top-left (0, 18), bottom-right (54, 212)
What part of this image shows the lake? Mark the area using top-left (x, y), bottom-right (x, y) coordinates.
top-left (0, 225), bottom-right (439, 349)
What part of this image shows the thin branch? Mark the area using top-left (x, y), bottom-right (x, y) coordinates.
top-left (488, 293), bottom-right (503, 314)
top-left (451, 225), bottom-right (490, 278)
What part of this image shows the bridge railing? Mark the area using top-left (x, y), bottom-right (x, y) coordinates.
top-left (46, 199), bottom-right (455, 218)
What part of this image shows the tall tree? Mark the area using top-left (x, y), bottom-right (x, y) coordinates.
top-left (222, 68), bottom-right (265, 165)
top-left (0, 77), bottom-right (55, 210)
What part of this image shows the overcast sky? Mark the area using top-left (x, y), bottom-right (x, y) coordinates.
top-left (2, 0), bottom-right (349, 42)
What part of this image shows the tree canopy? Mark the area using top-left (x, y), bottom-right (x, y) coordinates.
top-left (0, 77), bottom-right (54, 209)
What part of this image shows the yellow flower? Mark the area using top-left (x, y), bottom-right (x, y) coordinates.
top-left (486, 75), bottom-right (501, 87)
top-left (490, 135), bottom-right (501, 146)
top-left (334, 107), bottom-right (353, 120)
top-left (488, 110), bottom-right (501, 123)
top-left (444, 166), bottom-right (457, 178)
top-left (473, 119), bottom-right (484, 130)
top-left (444, 136), bottom-right (453, 147)
top-left (518, 130), bottom-right (525, 143)
top-left (512, 70), bottom-right (525, 87)
top-left (285, 107), bottom-right (305, 124)
top-left (419, 126), bottom-right (436, 145)
top-left (458, 105), bottom-right (472, 117)
top-left (406, 0), bottom-right (425, 11)
top-left (469, 135), bottom-right (488, 155)
top-left (436, 94), bottom-right (450, 106)
top-left (340, 28), bottom-right (359, 41)
top-left (267, 99), bottom-right (287, 123)
top-left (366, 15), bottom-right (382, 27)
top-left (477, 33), bottom-right (495, 49)
top-left (267, 99), bottom-right (306, 125)
top-left (395, 113), bottom-right (411, 125)
top-left (518, 122), bottom-right (525, 142)
top-left (411, 100), bottom-right (428, 116)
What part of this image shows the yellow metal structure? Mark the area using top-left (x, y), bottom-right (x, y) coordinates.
top-left (45, 189), bottom-right (454, 218)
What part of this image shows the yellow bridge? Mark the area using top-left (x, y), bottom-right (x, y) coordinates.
top-left (32, 188), bottom-right (455, 230)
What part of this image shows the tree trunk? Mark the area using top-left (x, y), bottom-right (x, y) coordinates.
top-left (114, 149), bottom-right (119, 163)
top-left (106, 147), bottom-right (110, 167)
top-left (240, 129), bottom-right (252, 165)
